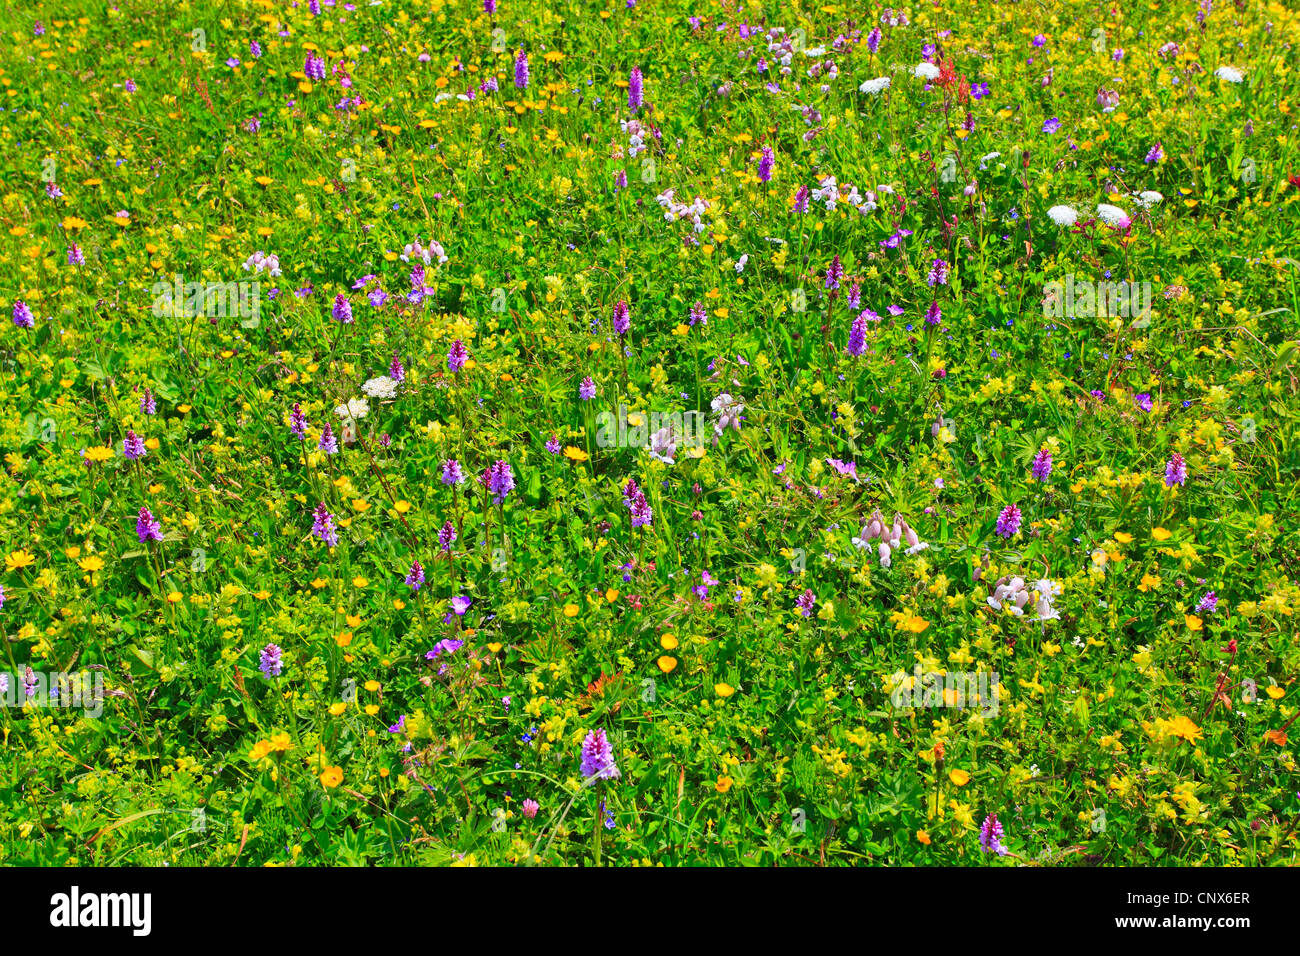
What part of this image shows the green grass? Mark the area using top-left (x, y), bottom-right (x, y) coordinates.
top-left (1, 0), bottom-right (1299, 866)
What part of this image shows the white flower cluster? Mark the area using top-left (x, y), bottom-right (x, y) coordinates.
top-left (1047, 205), bottom-right (1078, 227)
top-left (987, 576), bottom-right (1062, 622)
top-left (648, 426), bottom-right (677, 465)
top-left (400, 238), bottom-right (448, 265)
top-left (763, 29), bottom-right (798, 78)
top-left (710, 392), bottom-right (744, 437)
top-left (620, 118), bottom-right (651, 158)
top-left (335, 397), bottom-right (369, 424)
top-left (811, 175), bottom-right (839, 210)
top-left (656, 189), bottom-right (710, 233)
top-left (811, 174), bottom-right (878, 215)
top-left (805, 57), bottom-right (837, 81)
top-left (1095, 203), bottom-right (1131, 227)
top-left (852, 510), bottom-right (928, 568)
top-left (362, 375), bottom-right (398, 400)
top-left (242, 251), bottom-right (282, 276)
top-left (859, 76), bottom-right (891, 95)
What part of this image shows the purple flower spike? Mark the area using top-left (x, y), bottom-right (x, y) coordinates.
top-left (995, 504), bottom-right (1022, 539)
top-left (580, 728), bottom-right (621, 781)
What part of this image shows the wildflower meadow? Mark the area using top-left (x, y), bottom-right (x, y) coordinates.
top-left (2, 0), bottom-right (1300, 872)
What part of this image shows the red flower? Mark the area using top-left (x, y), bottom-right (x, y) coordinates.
top-left (936, 57), bottom-right (958, 90)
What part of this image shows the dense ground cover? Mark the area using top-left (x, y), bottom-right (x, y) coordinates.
top-left (1, 0), bottom-right (1299, 866)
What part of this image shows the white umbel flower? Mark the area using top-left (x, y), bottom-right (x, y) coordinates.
top-left (1047, 205), bottom-right (1079, 227)
top-left (1214, 66), bottom-right (1244, 83)
top-left (362, 376), bottom-right (399, 400)
top-left (1095, 203), bottom-right (1131, 227)
top-left (859, 76), bottom-right (891, 95)
top-left (1132, 190), bottom-right (1164, 208)
top-left (913, 62), bottom-right (940, 80)
top-left (334, 397), bottom-right (370, 423)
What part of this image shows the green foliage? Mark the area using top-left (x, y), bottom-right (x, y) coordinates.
top-left (1, 0), bottom-right (1299, 866)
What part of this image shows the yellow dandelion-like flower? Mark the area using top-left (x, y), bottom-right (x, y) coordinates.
top-left (891, 610), bottom-right (930, 634)
top-left (1162, 715), bottom-right (1203, 743)
top-left (6, 550), bottom-right (37, 572)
